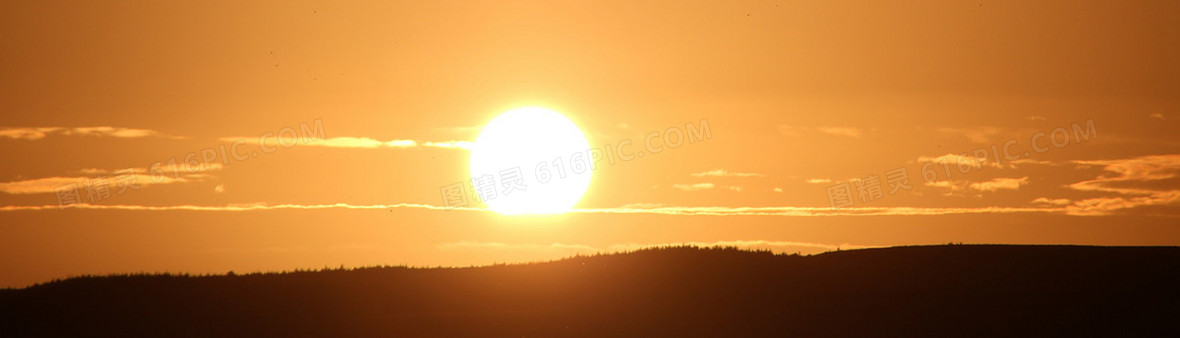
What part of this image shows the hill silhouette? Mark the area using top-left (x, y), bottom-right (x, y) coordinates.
top-left (1, 245), bottom-right (1178, 337)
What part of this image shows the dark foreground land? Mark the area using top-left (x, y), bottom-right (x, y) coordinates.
top-left (1, 245), bottom-right (1178, 337)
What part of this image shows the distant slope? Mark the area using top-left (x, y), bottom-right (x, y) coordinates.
top-left (2, 245), bottom-right (1178, 337)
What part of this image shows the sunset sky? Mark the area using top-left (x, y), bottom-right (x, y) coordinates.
top-left (2, 0), bottom-right (1179, 288)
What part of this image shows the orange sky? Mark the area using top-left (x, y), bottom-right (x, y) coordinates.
top-left (2, 0), bottom-right (1178, 288)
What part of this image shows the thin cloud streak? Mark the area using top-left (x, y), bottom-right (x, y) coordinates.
top-left (690, 169), bottom-right (765, 177)
top-left (573, 205), bottom-right (1062, 216)
top-left (969, 177), bottom-right (1029, 192)
top-left (0, 203), bottom-right (1065, 216)
top-left (0, 164), bottom-right (222, 194)
top-left (776, 125), bottom-right (864, 138)
top-left (0, 126), bottom-right (184, 140)
top-left (218, 136), bottom-right (472, 149)
top-left (0, 203), bottom-right (478, 212)
top-left (917, 153), bottom-right (1003, 169)
top-left (814, 127), bottom-right (863, 138)
top-left (672, 183), bottom-right (715, 191)
top-left (926, 177), bottom-right (1029, 193)
top-left (936, 127), bottom-right (1003, 144)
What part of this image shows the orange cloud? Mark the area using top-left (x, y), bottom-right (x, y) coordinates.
top-left (936, 127), bottom-right (1003, 144)
top-left (672, 183), bottom-right (715, 191)
top-left (814, 127), bottom-right (863, 138)
top-left (776, 125), bottom-right (864, 138)
top-left (1064, 154), bottom-right (1180, 215)
top-left (0, 164), bottom-right (221, 195)
top-left (218, 136), bottom-right (471, 149)
top-left (968, 177), bottom-right (1029, 192)
top-left (0, 126), bottom-right (183, 140)
top-left (917, 153), bottom-right (1003, 169)
top-left (1031, 197), bottom-right (1072, 206)
top-left (924, 180), bottom-right (969, 191)
top-left (0, 202), bottom-right (1064, 217)
top-left (0, 202), bottom-right (466, 212)
top-left (573, 205), bottom-right (1060, 216)
top-left (690, 169), bottom-right (765, 177)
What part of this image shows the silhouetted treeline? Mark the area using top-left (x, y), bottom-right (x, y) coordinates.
top-left (1, 245), bottom-right (1178, 337)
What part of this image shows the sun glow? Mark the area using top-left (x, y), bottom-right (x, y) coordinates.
top-left (469, 107), bottom-right (593, 215)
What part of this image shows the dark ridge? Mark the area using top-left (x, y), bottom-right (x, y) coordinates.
top-left (1, 245), bottom-right (1177, 337)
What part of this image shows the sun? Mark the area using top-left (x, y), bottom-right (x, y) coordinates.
top-left (469, 107), bottom-right (593, 215)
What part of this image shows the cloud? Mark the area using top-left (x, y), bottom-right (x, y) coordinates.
top-left (71, 127), bottom-right (159, 138)
top-left (218, 136), bottom-right (472, 150)
top-left (0, 126), bottom-right (183, 140)
top-left (1065, 193), bottom-right (1180, 216)
top-left (924, 180), bottom-right (969, 191)
top-left (0, 202), bottom-right (1066, 217)
top-left (0, 127), bottom-right (61, 140)
top-left (968, 177), bottom-right (1029, 192)
top-left (314, 137), bottom-right (392, 148)
top-left (814, 127), bottom-right (863, 138)
top-left (671, 182), bottom-right (743, 192)
top-left (1031, 197), bottom-right (1072, 206)
top-left (805, 178), bottom-right (832, 184)
top-left (0, 163), bottom-right (221, 195)
top-left (1149, 113), bottom-right (1166, 120)
top-left (576, 205), bottom-right (1061, 217)
top-left (936, 127), bottom-right (1002, 143)
top-left (1010, 159), bottom-right (1056, 166)
top-left (672, 183), bottom-right (715, 191)
top-left (1027, 115), bottom-right (1046, 121)
top-left (1069, 155), bottom-right (1180, 195)
top-left (924, 177), bottom-right (1028, 194)
top-left (776, 125), bottom-right (864, 138)
top-left (1063, 154), bottom-right (1180, 215)
top-left (34, 154), bottom-right (1180, 218)
top-left (218, 136), bottom-right (384, 148)
top-left (917, 153), bottom-right (1003, 169)
top-left (690, 169), bottom-right (765, 177)
top-left (78, 168), bottom-right (112, 175)
top-left (385, 140), bottom-right (417, 147)
top-left (617, 202), bottom-right (665, 209)
top-left (0, 202), bottom-right (467, 212)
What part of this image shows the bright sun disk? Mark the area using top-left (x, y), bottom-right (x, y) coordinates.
top-left (469, 107), bottom-right (593, 215)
